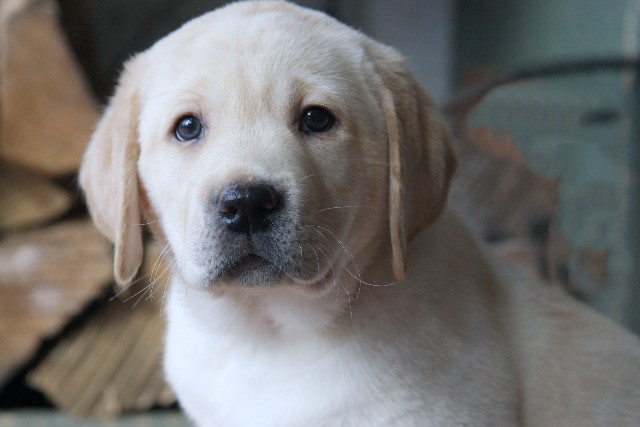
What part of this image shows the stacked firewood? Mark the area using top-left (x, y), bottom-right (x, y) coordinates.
top-left (0, 0), bottom-right (174, 418)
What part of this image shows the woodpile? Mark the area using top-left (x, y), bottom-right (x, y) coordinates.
top-left (0, 220), bottom-right (112, 385)
top-left (28, 243), bottom-right (175, 418)
top-left (1, 0), bottom-right (97, 175)
top-left (0, 0), bottom-right (175, 418)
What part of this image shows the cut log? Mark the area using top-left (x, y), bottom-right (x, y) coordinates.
top-left (0, 220), bottom-right (112, 387)
top-left (0, 0), bottom-right (99, 176)
top-left (28, 241), bottom-right (176, 417)
top-left (0, 161), bottom-right (73, 232)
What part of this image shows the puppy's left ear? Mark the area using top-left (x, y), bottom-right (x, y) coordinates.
top-left (365, 41), bottom-right (457, 281)
top-left (79, 59), bottom-right (144, 286)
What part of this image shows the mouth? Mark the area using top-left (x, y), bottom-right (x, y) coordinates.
top-left (220, 253), bottom-right (285, 287)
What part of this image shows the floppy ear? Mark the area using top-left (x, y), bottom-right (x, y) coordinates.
top-left (79, 62), bottom-right (143, 286)
top-left (366, 42), bottom-right (457, 281)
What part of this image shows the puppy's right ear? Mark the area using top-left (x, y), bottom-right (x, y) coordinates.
top-left (79, 61), bottom-right (143, 286)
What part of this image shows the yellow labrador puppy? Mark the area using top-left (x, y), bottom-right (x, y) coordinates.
top-left (80, 2), bottom-right (640, 426)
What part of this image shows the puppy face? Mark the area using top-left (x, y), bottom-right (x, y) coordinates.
top-left (135, 7), bottom-right (388, 291)
top-left (80, 2), bottom-right (456, 295)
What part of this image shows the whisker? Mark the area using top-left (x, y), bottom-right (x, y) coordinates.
top-left (132, 219), bottom-right (162, 226)
top-left (117, 243), bottom-right (174, 306)
top-left (305, 224), bottom-right (395, 307)
top-left (132, 281), bottom-right (157, 308)
top-left (307, 224), bottom-right (361, 278)
top-left (159, 261), bottom-right (176, 308)
top-left (313, 242), bottom-right (354, 317)
top-left (313, 205), bottom-right (373, 214)
top-left (149, 260), bottom-right (176, 299)
top-left (149, 243), bottom-right (173, 296)
top-left (150, 259), bottom-right (175, 307)
top-left (128, 262), bottom-right (171, 306)
top-left (306, 243), bottom-right (321, 277)
top-left (313, 244), bottom-right (343, 306)
top-left (343, 267), bottom-right (397, 288)
top-left (160, 258), bottom-right (179, 307)
top-left (123, 279), bottom-right (155, 305)
top-left (109, 270), bottom-right (155, 301)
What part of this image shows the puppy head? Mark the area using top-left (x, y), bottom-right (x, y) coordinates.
top-left (79, 1), bottom-right (455, 291)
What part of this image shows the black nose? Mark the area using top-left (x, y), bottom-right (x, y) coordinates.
top-left (217, 184), bottom-right (281, 234)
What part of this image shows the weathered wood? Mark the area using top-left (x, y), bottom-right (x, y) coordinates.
top-left (0, 161), bottom-right (73, 231)
top-left (0, 220), bottom-right (112, 387)
top-left (0, 0), bottom-right (99, 175)
top-left (28, 242), bottom-right (175, 418)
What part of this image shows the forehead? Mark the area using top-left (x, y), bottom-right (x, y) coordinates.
top-left (137, 3), bottom-right (368, 102)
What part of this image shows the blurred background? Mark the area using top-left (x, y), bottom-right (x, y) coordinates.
top-left (1, 0), bottom-right (638, 425)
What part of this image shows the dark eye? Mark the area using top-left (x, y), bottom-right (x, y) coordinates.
top-left (300, 107), bottom-right (335, 134)
top-left (174, 115), bottom-right (203, 142)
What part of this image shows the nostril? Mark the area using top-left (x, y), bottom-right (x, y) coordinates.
top-left (217, 184), bottom-right (282, 234)
top-left (220, 204), bottom-right (239, 217)
top-left (218, 189), bottom-right (242, 219)
top-left (259, 186), bottom-right (278, 211)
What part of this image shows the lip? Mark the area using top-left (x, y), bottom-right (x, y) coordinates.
top-left (219, 253), bottom-right (285, 287)
top-left (233, 253), bottom-right (271, 270)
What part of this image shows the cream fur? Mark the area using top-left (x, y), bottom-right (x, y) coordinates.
top-left (80, 2), bottom-right (640, 426)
